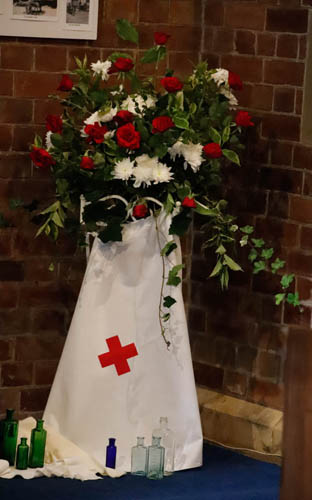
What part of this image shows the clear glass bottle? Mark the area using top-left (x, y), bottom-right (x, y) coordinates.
top-left (152, 417), bottom-right (175, 475)
top-left (147, 436), bottom-right (164, 480)
top-left (16, 437), bottom-right (29, 470)
top-left (131, 437), bottom-right (147, 476)
top-left (0, 409), bottom-right (19, 465)
top-left (29, 419), bottom-right (47, 468)
top-left (106, 438), bottom-right (117, 468)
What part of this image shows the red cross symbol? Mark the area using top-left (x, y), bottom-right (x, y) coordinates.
top-left (98, 336), bottom-right (138, 376)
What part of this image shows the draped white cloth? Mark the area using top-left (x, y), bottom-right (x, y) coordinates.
top-left (44, 212), bottom-right (203, 472)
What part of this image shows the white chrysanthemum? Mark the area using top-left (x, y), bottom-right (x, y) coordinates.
top-left (211, 68), bottom-right (229, 87)
top-left (152, 162), bottom-right (174, 184)
top-left (91, 60), bottom-right (112, 81)
top-left (121, 95), bottom-right (156, 115)
top-left (113, 158), bottom-right (135, 181)
top-left (219, 87), bottom-right (238, 109)
top-left (45, 131), bottom-right (53, 151)
top-left (168, 141), bottom-right (203, 172)
top-left (132, 155), bottom-right (158, 188)
top-left (84, 106), bottom-right (117, 126)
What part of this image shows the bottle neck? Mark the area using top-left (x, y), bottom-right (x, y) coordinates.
top-left (36, 420), bottom-right (44, 431)
top-left (160, 417), bottom-right (168, 429)
top-left (108, 438), bottom-right (115, 446)
top-left (21, 438), bottom-right (27, 446)
top-left (6, 409), bottom-right (14, 421)
top-left (152, 436), bottom-right (161, 446)
top-left (137, 437), bottom-right (144, 446)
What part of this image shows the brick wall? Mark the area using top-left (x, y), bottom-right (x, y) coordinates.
top-left (0, 0), bottom-right (201, 418)
top-left (190, 0), bottom-right (312, 411)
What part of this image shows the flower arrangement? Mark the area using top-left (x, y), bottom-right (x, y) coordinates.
top-left (29, 20), bottom-right (301, 343)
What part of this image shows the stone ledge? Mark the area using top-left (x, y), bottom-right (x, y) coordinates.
top-left (197, 386), bottom-right (283, 464)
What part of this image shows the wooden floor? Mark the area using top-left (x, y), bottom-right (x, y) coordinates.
top-left (281, 328), bottom-right (312, 500)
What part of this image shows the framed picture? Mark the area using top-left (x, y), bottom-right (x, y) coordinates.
top-left (0, 0), bottom-right (99, 40)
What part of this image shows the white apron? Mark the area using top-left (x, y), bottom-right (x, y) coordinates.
top-left (44, 212), bottom-right (203, 471)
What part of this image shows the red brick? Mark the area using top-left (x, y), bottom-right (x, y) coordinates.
top-left (290, 197), bottom-right (312, 223)
top-left (188, 307), bottom-right (205, 333)
top-left (256, 218), bottom-right (298, 248)
top-left (0, 229), bottom-right (14, 257)
top-left (170, 0), bottom-right (201, 25)
top-left (257, 351), bottom-right (281, 381)
top-left (0, 125), bottom-right (13, 151)
top-left (249, 378), bottom-right (284, 410)
top-left (253, 271), bottom-right (286, 296)
top-left (204, 1), bottom-right (224, 26)
top-left (139, 0), bottom-right (170, 23)
top-left (169, 26), bottom-right (201, 52)
top-left (304, 172), bottom-right (312, 196)
top-left (251, 85), bottom-right (273, 111)
top-left (284, 302), bottom-right (311, 328)
top-left (201, 52), bottom-right (220, 69)
top-left (294, 145), bottom-right (312, 170)
top-left (225, 4), bottom-right (265, 30)
top-left (0, 340), bottom-right (12, 361)
top-left (0, 261), bottom-right (24, 281)
top-left (0, 309), bottom-right (30, 336)
top-left (266, 8), bottom-right (308, 34)
top-left (259, 167), bottom-right (302, 194)
top-left (14, 231), bottom-right (77, 258)
top-left (296, 89), bottom-right (303, 115)
top-left (35, 46), bottom-right (67, 72)
top-left (0, 154), bottom-right (31, 178)
top-left (213, 29), bottom-right (234, 53)
top-left (14, 72), bottom-right (61, 98)
top-left (168, 53), bottom-right (198, 78)
top-left (0, 389), bottom-right (20, 414)
top-left (193, 361), bottom-right (224, 390)
top-left (1, 45), bottom-right (33, 70)
top-left (24, 259), bottom-right (59, 282)
top-left (68, 48), bottom-right (102, 71)
top-left (235, 30), bottom-right (256, 55)
top-left (106, 0), bottom-right (138, 22)
top-left (0, 283), bottom-right (18, 307)
top-left (301, 227), bottom-right (312, 250)
top-left (262, 115), bottom-right (300, 142)
top-left (15, 335), bottom-right (64, 361)
top-left (257, 33), bottom-right (276, 56)
top-left (12, 125), bottom-right (45, 152)
top-left (271, 142), bottom-right (293, 166)
top-left (0, 99), bottom-right (33, 124)
top-left (299, 36), bottom-right (307, 60)
top-left (1, 362), bottom-right (33, 387)
top-left (276, 34), bottom-right (298, 59)
top-left (264, 60), bottom-right (304, 86)
top-left (262, 296), bottom-right (283, 323)
top-left (34, 99), bottom-right (63, 124)
top-left (221, 55), bottom-right (263, 83)
top-left (236, 345), bottom-right (257, 373)
top-left (297, 277), bottom-right (312, 300)
top-left (21, 388), bottom-right (50, 412)
top-left (224, 371), bottom-right (248, 397)
top-left (250, 324), bottom-right (287, 354)
top-left (34, 360), bottom-right (58, 385)
top-left (32, 309), bottom-right (66, 335)
top-left (215, 339), bottom-right (236, 369)
top-left (288, 251), bottom-right (312, 277)
top-left (0, 71), bottom-right (13, 96)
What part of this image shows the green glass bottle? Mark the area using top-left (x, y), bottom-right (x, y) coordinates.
top-left (28, 419), bottom-right (47, 468)
top-left (1, 409), bottom-right (18, 465)
top-left (16, 437), bottom-right (29, 470)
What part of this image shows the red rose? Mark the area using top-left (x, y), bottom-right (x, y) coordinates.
top-left (235, 111), bottom-right (254, 127)
top-left (133, 204), bottom-right (148, 218)
top-left (228, 71), bottom-right (243, 91)
top-left (80, 157), bottom-right (94, 170)
top-left (161, 76), bottom-right (184, 93)
top-left (152, 116), bottom-right (175, 134)
top-left (116, 123), bottom-right (141, 150)
top-left (114, 110), bottom-right (134, 126)
top-left (46, 115), bottom-right (63, 134)
top-left (57, 74), bottom-right (74, 91)
top-left (84, 122), bottom-right (108, 144)
top-left (203, 142), bottom-right (222, 158)
top-left (182, 196), bottom-right (196, 208)
top-left (30, 147), bottom-right (55, 168)
top-left (109, 57), bottom-right (134, 74)
top-left (154, 32), bottom-right (170, 45)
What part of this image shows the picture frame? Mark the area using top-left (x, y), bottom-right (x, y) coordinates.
top-left (0, 0), bottom-right (99, 40)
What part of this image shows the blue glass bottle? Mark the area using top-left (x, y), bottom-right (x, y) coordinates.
top-left (106, 438), bottom-right (117, 468)
top-left (131, 437), bottom-right (147, 476)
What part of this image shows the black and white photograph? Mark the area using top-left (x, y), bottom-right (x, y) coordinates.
top-left (66, 0), bottom-right (89, 26)
top-left (12, 0), bottom-right (58, 21)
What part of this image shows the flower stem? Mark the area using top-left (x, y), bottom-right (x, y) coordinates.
top-left (155, 214), bottom-right (171, 349)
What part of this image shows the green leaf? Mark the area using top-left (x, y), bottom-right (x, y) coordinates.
top-left (99, 223), bottom-right (123, 243)
top-left (209, 127), bottom-right (221, 144)
top-left (141, 47), bottom-right (159, 64)
top-left (34, 134), bottom-right (42, 148)
top-left (253, 260), bottom-right (266, 274)
top-left (209, 259), bottom-right (222, 278)
top-left (241, 225), bottom-right (254, 235)
top-left (224, 254), bottom-right (243, 272)
top-left (164, 193), bottom-right (175, 214)
top-left (167, 264), bottom-right (184, 287)
top-left (9, 198), bottom-right (24, 209)
top-left (222, 126), bottom-right (231, 145)
top-left (216, 244), bottom-right (226, 255)
top-left (248, 248), bottom-right (258, 262)
top-left (162, 313), bottom-right (170, 322)
top-left (275, 293), bottom-right (286, 305)
top-left (286, 292), bottom-right (301, 307)
top-left (261, 248), bottom-right (274, 260)
top-left (169, 211), bottom-right (192, 237)
top-left (222, 149), bottom-right (240, 165)
top-left (194, 203), bottom-right (216, 216)
top-left (51, 133), bottom-right (63, 148)
top-left (116, 19), bottom-right (138, 45)
top-left (281, 274), bottom-right (295, 290)
top-left (189, 103), bottom-right (197, 115)
top-left (40, 201), bottom-right (60, 215)
top-left (220, 267), bottom-right (229, 290)
top-left (48, 262), bottom-right (55, 272)
top-left (271, 258), bottom-right (286, 274)
top-left (173, 116), bottom-right (189, 130)
top-left (240, 235), bottom-right (249, 247)
top-left (52, 211), bottom-right (64, 228)
top-left (163, 296), bottom-right (177, 308)
top-left (160, 240), bottom-right (178, 257)
top-left (252, 238), bottom-right (265, 248)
